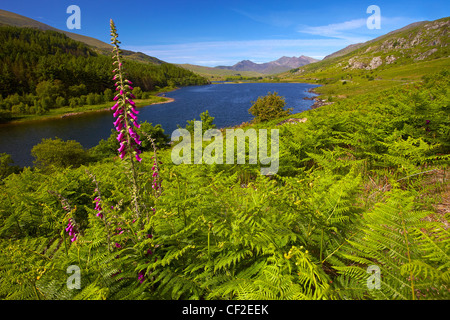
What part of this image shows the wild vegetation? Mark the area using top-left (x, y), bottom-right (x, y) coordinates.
top-left (0, 18), bottom-right (449, 301)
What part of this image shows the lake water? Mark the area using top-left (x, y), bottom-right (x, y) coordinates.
top-left (0, 82), bottom-right (318, 167)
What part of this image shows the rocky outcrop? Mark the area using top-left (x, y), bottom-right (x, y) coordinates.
top-left (414, 48), bottom-right (438, 61)
top-left (385, 55), bottom-right (397, 64)
top-left (367, 56), bottom-right (383, 70)
top-left (276, 118), bottom-right (307, 126)
top-left (345, 56), bottom-right (383, 70)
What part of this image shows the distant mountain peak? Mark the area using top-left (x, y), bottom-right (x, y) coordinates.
top-left (215, 55), bottom-right (319, 74)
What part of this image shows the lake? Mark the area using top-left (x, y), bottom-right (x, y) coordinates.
top-left (0, 82), bottom-right (319, 167)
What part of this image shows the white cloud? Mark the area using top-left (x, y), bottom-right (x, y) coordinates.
top-left (124, 38), bottom-right (367, 66)
top-left (300, 19), bottom-right (366, 36)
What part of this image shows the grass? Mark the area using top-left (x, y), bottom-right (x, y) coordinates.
top-left (281, 57), bottom-right (450, 101)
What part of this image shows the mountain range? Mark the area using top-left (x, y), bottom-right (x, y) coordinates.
top-left (215, 56), bottom-right (319, 74)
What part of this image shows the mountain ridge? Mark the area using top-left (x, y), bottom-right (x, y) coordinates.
top-left (215, 55), bottom-right (320, 74)
top-left (0, 9), bottom-right (166, 65)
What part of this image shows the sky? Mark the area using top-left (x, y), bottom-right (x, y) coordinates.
top-left (1, 0), bottom-right (449, 66)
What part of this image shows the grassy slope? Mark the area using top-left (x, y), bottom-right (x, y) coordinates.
top-left (279, 17), bottom-right (450, 99)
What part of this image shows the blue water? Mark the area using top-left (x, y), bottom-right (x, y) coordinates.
top-left (0, 82), bottom-right (318, 167)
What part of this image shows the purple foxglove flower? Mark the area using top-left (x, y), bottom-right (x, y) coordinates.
top-left (113, 117), bottom-right (122, 127)
top-left (113, 109), bottom-right (123, 118)
top-left (117, 131), bottom-right (125, 142)
top-left (131, 106), bottom-right (139, 114)
top-left (133, 121), bottom-right (140, 129)
top-left (120, 90), bottom-right (124, 95)
top-left (128, 127), bottom-right (136, 137)
top-left (113, 95), bottom-right (119, 101)
top-left (135, 154), bottom-right (142, 162)
top-left (128, 112), bottom-right (137, 121)
top-left (130, 93), bottom-right (136, 99)
top-left (118, 143), bottom-right (126, 154)
top-left (127, 99), bottom-right (135, 106)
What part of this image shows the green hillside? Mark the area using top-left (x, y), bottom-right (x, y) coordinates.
top-left (0, 9), bottom-right (112, 51)
top-left (0, 9), bottom-right (166, 65)
top-left (281, 17), bottom-right (450, 99)
top-left (0, 25), bottom-right (208, 121)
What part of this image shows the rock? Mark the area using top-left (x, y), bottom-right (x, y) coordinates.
top-left (414, 48), bottom-right (438, 61)
top-left (385, 55), bottom-right (397, 64)
top-left (276, 118), bottom-right (307, 126)
top-left (347, 57), bottom-right (367, 70)
top-left (366, 56), bottom-right (383, 70)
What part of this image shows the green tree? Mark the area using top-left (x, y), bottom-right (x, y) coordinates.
top-left (0, 153), bottom-right (20, 181)
top-left (35, 80), bottom-right (63, 103)
top-left (249, 91), bottom-right (293, 123)
top-left (184, 110), bottom-right (216, 134)
top-left (131, 86), bottom-right (143, 99)
top-left (86, 93), bottom-right (96, 105)
top-left (55, 96), bottom-right (66, 108)
top-left (138, 121), bottom-right (170, 150)
top-left (31, 137), bottom-right (88, 170)
top-left (103, 88), bottom-right (113, 102)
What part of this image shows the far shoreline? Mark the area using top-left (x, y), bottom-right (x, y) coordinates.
top-left (0, 94), bottom-right (176, 127)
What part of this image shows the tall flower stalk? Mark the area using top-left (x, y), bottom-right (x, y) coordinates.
top-left (110, 19), bottom-right (141, 217)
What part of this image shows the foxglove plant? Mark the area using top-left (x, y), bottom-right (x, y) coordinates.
top-left (48, 190), bottom-right (79, 243)
top-left (110, 19), bottom-right (142, 217)
top-left (110, 20), bottom-right (142, 162)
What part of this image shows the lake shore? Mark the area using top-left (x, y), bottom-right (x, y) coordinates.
top-left (0, 96), bottom-right (175, 126)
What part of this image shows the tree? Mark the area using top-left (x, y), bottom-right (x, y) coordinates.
top-left (0, 153), bottom-right (20, 181)
top-left (35, 80), bottom-right (64, 103)
top-left (137, 121), bottom-right (170, 150)
top-left (31, 137), bottom-right (88, 170)
top-left (249, 91), bottom-right (293, 123)
top-left (103, 88), bottom-right (113, 102)
top-left (184, 110), bottom-right (216, 134)
top-left (131, 87), bottom-right (143, 99)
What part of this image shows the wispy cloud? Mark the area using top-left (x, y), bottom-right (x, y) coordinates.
top-left (298, 18), bottom-right (368, 40)
top-left (297, 16), bottom-right (420, 41)
top-left (124, 38), bottom-right (361, 66)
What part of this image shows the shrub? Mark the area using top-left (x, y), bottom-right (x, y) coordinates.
top-left (249, 91), bottom-right (293, 123)
top-left (31, 137), bottom-right (89, 170)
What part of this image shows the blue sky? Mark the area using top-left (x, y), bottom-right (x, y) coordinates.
top-left (1, 1), bottom-right (449, 66)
